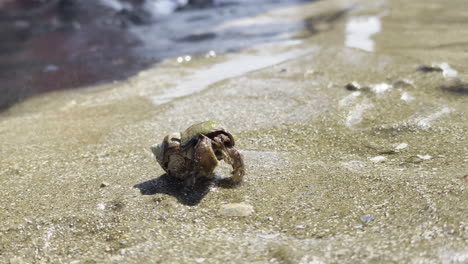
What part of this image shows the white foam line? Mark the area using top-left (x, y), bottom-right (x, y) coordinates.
top-left (150, 47), bottom-right (315, 105)
top-left (415, 107), bottom-right (453, 129)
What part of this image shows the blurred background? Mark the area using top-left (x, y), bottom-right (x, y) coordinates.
top-left (0, 0), bottom-right (310, 110)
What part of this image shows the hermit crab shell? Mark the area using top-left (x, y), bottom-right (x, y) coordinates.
top-left (180, 121), bottom-right (235, 149)
top-left (151, 132), bottom-right (181, 170)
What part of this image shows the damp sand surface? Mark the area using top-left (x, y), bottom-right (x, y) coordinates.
top-left (1, 0), bottom-right (467, 263)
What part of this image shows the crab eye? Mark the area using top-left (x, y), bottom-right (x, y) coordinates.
top-left (215, 151), bottom-right (223, 160)
top-left (221, 135), bottom-right (232, 146)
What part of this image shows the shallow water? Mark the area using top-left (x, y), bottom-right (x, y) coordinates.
top-left (0, 0), bottom-right (307, 109)
top-left (1, 0), bottom-right (467, 263)
top-left (149, 42), bottom-right (313, 105)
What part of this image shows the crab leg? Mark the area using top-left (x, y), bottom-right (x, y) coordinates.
top-left (193, 135), bottom-right (218, 180)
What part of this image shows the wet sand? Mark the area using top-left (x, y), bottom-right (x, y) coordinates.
top-left (0, 0), bottom-right (467, 263)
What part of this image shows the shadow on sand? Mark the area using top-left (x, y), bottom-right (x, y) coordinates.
top-left (134, 174), bottom-right (238, 206)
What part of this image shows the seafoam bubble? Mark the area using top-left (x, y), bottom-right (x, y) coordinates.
top-left (370, 83), bottom-right (392, 94)
top-left (144, 0), bottom-right (188, 16)
top-left (99, 0), bottom-right (131, 11)
top-left (345, 103), bottom-right (373, 127)
top-left (205, 50), bottom-right (216, 58)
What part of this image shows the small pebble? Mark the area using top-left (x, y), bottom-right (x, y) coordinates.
top-left (360, 214), bottom-right (375, 223)
top-left (219, 203), bottom-right (254, 217)
top-left (417, 154), bottom-right (432, 160)
top-left (417, 64), bottom-right (443, 73)
top-left (100, 182), bottom-right (109, 188)
top-left (345, 81), bottom-right (362, 91)
top-left (395, 143), bottom-right (408, 151)
top-left (393, 79), bottom-right (415, 88)
top-left (369, 156), bottom-right (387, 163)
top-left (417, 63), bottom-right (458, 78)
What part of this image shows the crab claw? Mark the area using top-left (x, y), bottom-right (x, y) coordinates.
top-left (210, 134), bottom-right (245, 185)
top-left (222, 147), bottom-right (245, 184)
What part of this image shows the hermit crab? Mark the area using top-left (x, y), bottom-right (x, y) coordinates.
top-left (151, 121), bottom-right (245, 186)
